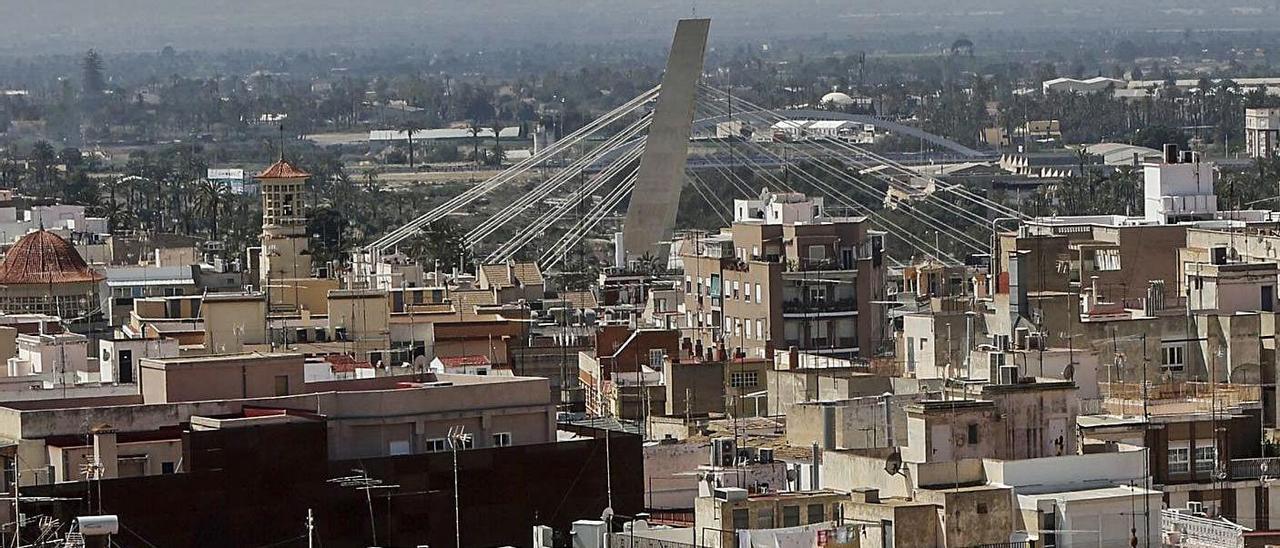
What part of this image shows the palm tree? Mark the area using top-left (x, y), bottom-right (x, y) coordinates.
top-left (400, 120), bottom-right (423, 169)
top-left (489, 119), bottom-right (506, 167)
top-left (196, 178), bottom-right (231, 237)
top-left (468, 119), bottom-right (484, 166)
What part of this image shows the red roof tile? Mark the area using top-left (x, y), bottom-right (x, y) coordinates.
top-left (257, 159), bottom-right (311, 179)
top-left (0, 230), bottom-right (104, 285)
top-left (324, 354), bottom-right (372, 373)
top-left (437, 355), bottom-right (491, 368)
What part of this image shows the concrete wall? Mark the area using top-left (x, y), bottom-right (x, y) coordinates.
top-left (916, 486), bottom-right (1017, 547)
top-left (140, 353), bottom-right (304, 404)
top-left (787, 395), bottom-right (909, 450)
top-left (1, 373), bottom-right (556, 483)
top-left (663, 361), bottom-right (723, 417)
top-left (983, 450), bottom-right (1148, 492)
top-left (203, 295), bottom-right (267, 353)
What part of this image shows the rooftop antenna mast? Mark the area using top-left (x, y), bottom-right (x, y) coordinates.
top-left (278, 124), bottom-right (286, 162)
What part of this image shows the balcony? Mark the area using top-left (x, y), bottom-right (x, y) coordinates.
top-left (784, 257), bottom-right (858, 272)
top-left (1098, 382), bottom-right (1262, 416)
top-left (782, 298), bottom-right (857, 316)
top-left (1230, 457), bottom-right (1280, 480)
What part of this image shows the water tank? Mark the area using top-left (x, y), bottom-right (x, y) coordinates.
top-left (76, 515), bottom-right (119, 536)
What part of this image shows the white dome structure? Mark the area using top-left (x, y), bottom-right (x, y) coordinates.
top-left (820, 91), bottom-right (856, 106)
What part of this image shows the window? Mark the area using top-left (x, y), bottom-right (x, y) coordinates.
top-left (782, 505), bottom-right (800, 527)
top-left (732, 508), bottom-right (750, 530)
top-left (649, 348), bottom-right (665, 368)
top-left (756, 507), bottom-right (774, 528)
top-left (1195, 445), bottom-right (1217, 473)
top-left (273, 375), bottom-right (290, 396)
top-left (967, 424), bottom-right (980, 445)
top-left (733, 281), bottom-right (740, 299)
top-left (161, 462), bottom-right (175, 474)
top-left (730, 371), bottom-right (759, 388)
top-left (807, 245), bottom-right (826, 261)
top-left (426, 438), bottom-right (448, 453)
top-left (755, 283), bottom-right (762, 304)
top-left (756, 320), bottom-right (764, 341)
top-left (841, 247), bottom-right (855, 269)
top-left (745, 320), bottom-right (753, 339)
top-left (976, 502), bottom-right (989, 515)
top-left (807, 503), bottom-right (825, 524)
top-left (389, 440), bottom-right (411, 456)
top-left (1169, 446), bottom-right (1190, 474)
top-left (1094, 248), bottom-right (1121, 271)
top-left (685, 276), bottom-right (692, 293)
top-left (1161, 343), bottom-right (1185, 371)
top-left (455, 436), bottom-right (474, 450)
top-left (492, 432), bottom-right (512, 447)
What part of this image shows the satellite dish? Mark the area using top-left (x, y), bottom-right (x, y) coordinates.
top-left (1062, 362), bottom-right (1075, 380)
top-left (884, 450), bottom-right (903, 476)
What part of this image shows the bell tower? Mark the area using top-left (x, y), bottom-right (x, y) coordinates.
top-left (257, 159), bottom-right (312, 287)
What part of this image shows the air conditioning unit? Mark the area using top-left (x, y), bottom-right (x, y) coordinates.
top-left (987, 352), bottom-right (1006, 382)
top-left (1027, 333), bottom-right (1043, 350)
top-left (758, 448), bottom-right (775, 463)
top-left (713, 487), bottom-right (748, 502)
top-left (711, 437), bottom-right (736, 467)
top-left (1014, 327), bottom-right (1030, 350)
top-left (999, 364), bottom-right (1019, 385)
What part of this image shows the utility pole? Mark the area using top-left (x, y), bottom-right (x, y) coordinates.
top-left (306, 508), bottom-right (314, 548)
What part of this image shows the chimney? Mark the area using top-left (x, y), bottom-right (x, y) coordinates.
top-left (92, 425), bottom-right (119, 480)
top-left (822, 405), bottom-right (836, 450)
top-left (1008, 250), bottom-right (1030, 327)
top-left (1163, 143), bottom-right (1179, 164)
top-left (810, 443), bottom-right (821, 489)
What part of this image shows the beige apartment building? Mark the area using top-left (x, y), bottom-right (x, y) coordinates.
top-left (679, 191), bottom-right (886, 361)
top-left (0, 351), bottom-right (556, 488)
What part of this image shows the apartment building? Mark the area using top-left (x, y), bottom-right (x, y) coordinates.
top-left (678, 191), bottom-right (886, 361)
top-left (1246, 107), bottom-right (1280, 158)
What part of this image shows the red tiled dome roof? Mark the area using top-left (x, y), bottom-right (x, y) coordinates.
top-left (257, 159), bottom-right (310, 179)
top-left (0, 230), bottom-right (103, 285)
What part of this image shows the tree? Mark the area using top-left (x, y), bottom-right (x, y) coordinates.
top-left (489, 119), bottom-right (506, 167)
top-left (399, 118), bottom-right (425, 168)
top-left (468, 119), bottom-right (484, 166)
top-left (81, 50), bottom-right (105, 97)
top-left (196, 178), bottom-right (231, 238)
top-left (405, 220), bottom-right (471, 273)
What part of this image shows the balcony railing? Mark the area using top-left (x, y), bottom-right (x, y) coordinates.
top-left (1099, 382), bottom-right (1262, 416)
top-left (784, 258), bottom-right (858, 272)
top-left (1161, 509), bottom-right (1248, 548)
top-left (782, 298), bottom-right (857, 314)
top-left (1230, 457), bottom-right (1280, 480)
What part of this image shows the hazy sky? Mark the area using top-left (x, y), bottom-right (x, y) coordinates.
top-left (4, 0), bottom-right (1279, 54)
